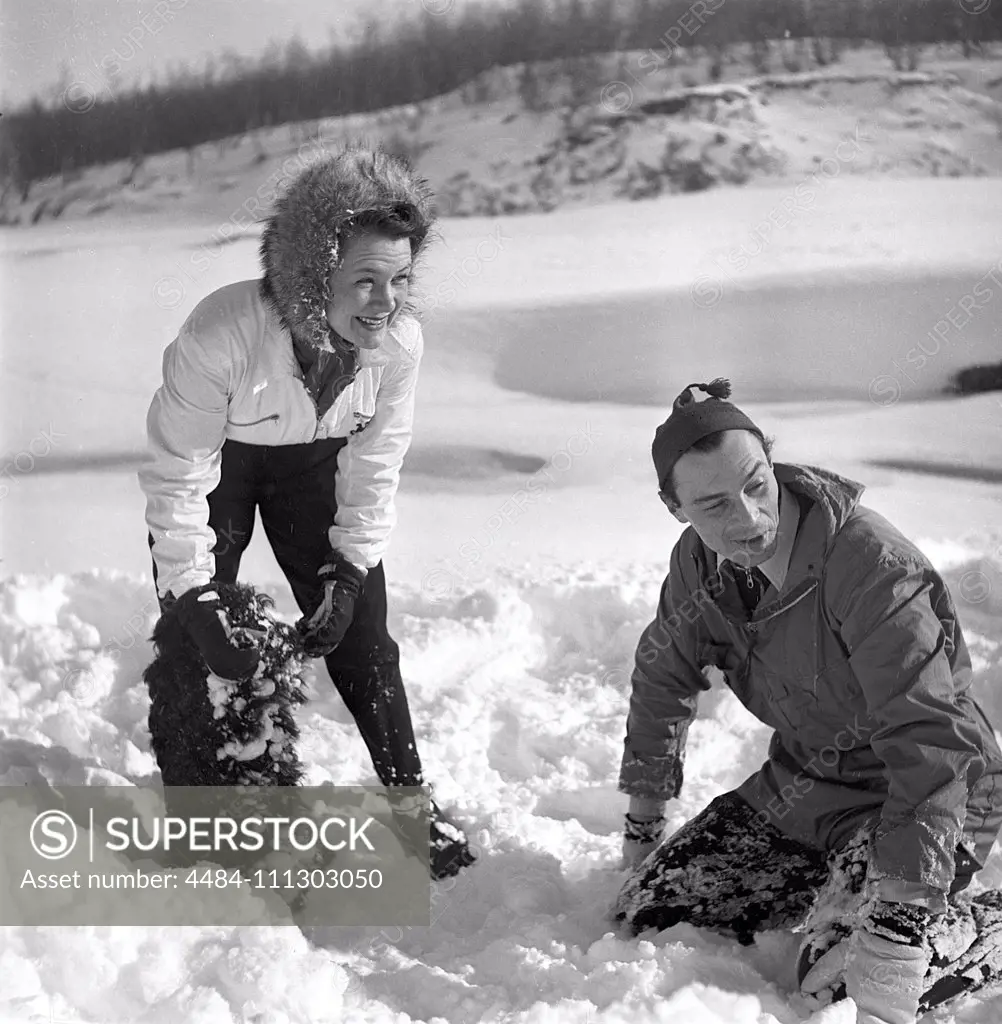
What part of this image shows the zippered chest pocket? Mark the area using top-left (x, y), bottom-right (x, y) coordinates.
top-left (699, 580), bottom-right (828, 738)
top-left (225, 376), bottom-right (318, 444)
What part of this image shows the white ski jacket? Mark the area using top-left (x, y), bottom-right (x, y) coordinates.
top-left (139, 279), bottom-right (423, 600)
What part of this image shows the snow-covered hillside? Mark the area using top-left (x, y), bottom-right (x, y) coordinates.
top-left (4, 44), bottom-right (1001, 227)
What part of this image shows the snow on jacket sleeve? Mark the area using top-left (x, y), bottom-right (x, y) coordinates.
top-left (830, 533), bottom-right (987, 893)
top-left (619, 539), bottom-right (713, 801)
top-left (138, 321), bottom-right (232, 601)
top-left (327, 321), bottom-right (423, 570)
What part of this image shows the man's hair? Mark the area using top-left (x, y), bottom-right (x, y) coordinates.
top-left (660, 430), bottom-right (775, 508)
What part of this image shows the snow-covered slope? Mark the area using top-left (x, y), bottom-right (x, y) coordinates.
top-left (4, 45), bottom-right (1001, 227)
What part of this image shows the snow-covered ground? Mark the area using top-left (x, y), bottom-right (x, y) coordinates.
top-left (1, 176), bottom-right (1001, 1022)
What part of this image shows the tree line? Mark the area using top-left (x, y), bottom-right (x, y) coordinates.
top-left (2, 0), bottom-right (1000, 201)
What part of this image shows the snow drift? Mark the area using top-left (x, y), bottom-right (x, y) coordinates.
top-left (1, 544), bottom-right (1000, 1022)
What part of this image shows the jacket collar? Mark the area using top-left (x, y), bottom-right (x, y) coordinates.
top-left (757, 462), bottom-right (866, 615)
top-left (774, 462), bottom-right (866, 548)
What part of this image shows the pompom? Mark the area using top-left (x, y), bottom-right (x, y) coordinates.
top-left (672, 377), bottom-right (731, 411)
top-left (702, 377), bottom-right (731, 399)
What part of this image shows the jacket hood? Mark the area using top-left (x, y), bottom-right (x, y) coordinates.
top-left (775, 462), bottom-right (866, 548)
top-left (259, 147), bottom-right (436, 353)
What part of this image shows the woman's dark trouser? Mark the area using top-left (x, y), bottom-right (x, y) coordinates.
top-left (149, 437), bottom-right (425, 789)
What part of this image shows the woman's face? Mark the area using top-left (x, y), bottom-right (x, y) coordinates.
top-left (325, 232), bottom-right (413, 350)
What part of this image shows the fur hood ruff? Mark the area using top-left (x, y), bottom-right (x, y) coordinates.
top-left (258, 147), bottom-right (436, 353)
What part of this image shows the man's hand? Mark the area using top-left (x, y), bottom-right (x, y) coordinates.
top-left (622, 812), bottom-right (665, 870)
top-left (801, 895), bottom-right (935, 1024)
top-left (174, 585), bottom-right (261, 680)
top-left (621, 795), bottom-right (668, 870)
top-left (846, 926), bottom-right (931, 1024)
top-left (621, 797), bottom-right (668, 870)
top-left (800, 935), bottom-right (850, 1002)
top-left (299, 550), bottom-right (367, 657)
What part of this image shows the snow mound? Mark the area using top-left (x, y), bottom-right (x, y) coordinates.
top-left (437, 67), bottom-right (1001, 217)
top-left (2, 557), bottom-right (1001, 1022)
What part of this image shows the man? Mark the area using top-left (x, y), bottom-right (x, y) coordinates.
top-left (614, 378), bottom-right (1002, 1023)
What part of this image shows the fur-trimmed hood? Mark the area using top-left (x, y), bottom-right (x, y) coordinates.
top-left (259, 147), bottom-right (436, 352)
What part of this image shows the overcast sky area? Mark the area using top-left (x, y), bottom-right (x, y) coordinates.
top-left (1, 0), bottom-right (487, 107)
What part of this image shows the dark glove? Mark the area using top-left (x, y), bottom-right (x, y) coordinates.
top-left (298, 549), bottom-right (367, 657)
top-left (391, 795), bottom-right (477, 880)
top-left (428, 802), bottom-right (477, 880)
top-left (174, 584), bottom-right (261, 680)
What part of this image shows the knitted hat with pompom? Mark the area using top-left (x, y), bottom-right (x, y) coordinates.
top-left (652, 378), bottom-right (765, 494)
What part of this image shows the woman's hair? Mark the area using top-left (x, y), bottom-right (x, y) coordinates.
top-left (342, 203), bottom-right (430, 252)
top-left (259, 144), bottom-right (437, 348)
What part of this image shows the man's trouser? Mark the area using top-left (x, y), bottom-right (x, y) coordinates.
top-left (614, 790), bottom-right (1002, 1013)
top-left (615, 790), bottom-right (988, 939)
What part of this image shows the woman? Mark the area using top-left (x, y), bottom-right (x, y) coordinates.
top-left (138, 146), bottom-right (475, 880)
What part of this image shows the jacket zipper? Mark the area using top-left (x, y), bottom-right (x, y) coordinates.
top-left (297, 379), bottom-right (321, 441)
top-left (299, 371), bottom-right (358, 442)
top-left (233, 374), bottom-right (347, 441)
top-left (749, 579), bottom-right (818, 629)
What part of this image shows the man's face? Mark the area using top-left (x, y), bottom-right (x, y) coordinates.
top-left (667, 430), bottom-right (780, 568)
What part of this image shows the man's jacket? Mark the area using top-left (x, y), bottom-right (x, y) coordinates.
top-left (620, 462), bottom-right (1002, 892)
top-left (138, 279), bottom-right (422, 600)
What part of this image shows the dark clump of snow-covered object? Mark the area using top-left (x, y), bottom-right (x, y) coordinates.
top-left (144, 582), bottom-right (309, 788)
